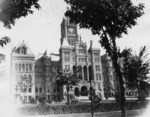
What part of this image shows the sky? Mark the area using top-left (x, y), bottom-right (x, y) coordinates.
top-left (0, 0), bottom-right (149, 56)
top-left (0, 0), bottom-right (149, 116)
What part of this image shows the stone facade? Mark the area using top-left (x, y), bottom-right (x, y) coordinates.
top-left (10, 17), bottom-right (105, 103)
top-left (34, 53), bottom-right (60, 102)
top-left (59, 17), bottom-right (104, 100)
top-left (10, 41), bottom-right (35, 103)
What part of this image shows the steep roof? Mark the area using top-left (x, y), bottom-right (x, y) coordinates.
top-left (61, 38), bottom-right (71, 48)
top-left (12, 41), bottom-right (34, 57)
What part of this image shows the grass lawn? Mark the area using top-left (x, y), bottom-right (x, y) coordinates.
top-left (17, 99), bottom-right (150, 116)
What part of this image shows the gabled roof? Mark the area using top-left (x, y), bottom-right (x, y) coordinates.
top-left (12, 40), bottom-right (34, 56)
top-left (61, 38), bottom-right (71, 48)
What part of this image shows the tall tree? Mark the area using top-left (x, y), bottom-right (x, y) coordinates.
top-left (55, 66), bottom-right (81, 105)
top-left (122, 46), bottom-right (150, 100)
top-left (0, 0), bottom-right (40, 46)
top-left (64, 0), bottom-right (144, 117)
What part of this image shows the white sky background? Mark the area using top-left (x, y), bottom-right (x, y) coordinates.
top-left (0, 0), bottom-right (149, 116)
top-left (0, 0), bottom-right (149, 56)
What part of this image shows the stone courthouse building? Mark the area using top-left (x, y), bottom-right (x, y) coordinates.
top-left (10, 17), bottom-right (112, 103)
top-left (10, 41), bottom-right (35, 102)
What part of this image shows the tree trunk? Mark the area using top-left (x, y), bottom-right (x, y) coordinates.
top-left (137, 80), bottom-right (141, 100)
top-left (67, 84), bottom-right (70, 105)
top-left (114, 59), bottom-right (126, 117)
top-left (118, 70), bottom-right (126, 117)
top-left (90, 81), bottom-right (94, 117)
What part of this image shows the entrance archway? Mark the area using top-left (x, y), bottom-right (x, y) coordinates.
top-left (74, 87), bottom-right (80, 97)
top-left (81, 86), bottom-right (88, 96)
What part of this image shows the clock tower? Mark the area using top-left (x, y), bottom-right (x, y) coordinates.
top-left (60, 17), bottom-right (78, 46)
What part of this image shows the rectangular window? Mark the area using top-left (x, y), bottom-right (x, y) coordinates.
top-left (99, 74), bottom-right (101, 81)
top-left (36, 96), bottom-right (38, 100)
top-left (95, 57), bottom-right (99, 62)
top-left (96, 73), bottom-right (101, 81)
top-left (64, 56), bottom-right (70, 62)
top-left (40, 87), bottom-right (42, 93)
top-left (95, 65), bottom-right (100, 71)
top-left (28, 96), bottom-right (31, 101)
top-left (35, 87), bottom-right (38, 93)
top-left (24, 96), bottom-right (27, 101)
top-left (28, 88), bottom-right (32, 93)
top-left (65, 65), bottom-right (70, 71)
top-left (96, 74), bottom-right (99, 81)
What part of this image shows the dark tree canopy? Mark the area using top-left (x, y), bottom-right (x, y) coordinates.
top-left (0, 0), bottom-right (40, 47)
top-left (122, 46), bottom-right (150, 90)
top-left (0, 36), bottom-right (10, 47)
top-left (65, 0), bottom-right (144, 55)
top-left (55, 66), bottom-right (81, 86)
top-left (65, 0), bottom-right (144, 116)
top-left (0, 0), bottom-right (40, 28)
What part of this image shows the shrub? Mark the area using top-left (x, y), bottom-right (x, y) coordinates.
top-left (30, 98), bottom-right (36, 104)
top-left (139, 90), bottom-right (146, 101)
top-left (18, 100), bottom-right (149, 115)
top-left (114, 93), bottom-right (121, 102)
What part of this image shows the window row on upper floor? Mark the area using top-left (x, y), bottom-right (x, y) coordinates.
top-left (64, 57), bottom-right (100, 63)
top-left (95, 65), bottom-right (100, 71)
top-left (15, 63), bottom-right (33, 72)
top-left (78, 49), bottom-right (86, 54)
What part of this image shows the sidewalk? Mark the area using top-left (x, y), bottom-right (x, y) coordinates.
top-left (22, 109), bottom-right (146, 117)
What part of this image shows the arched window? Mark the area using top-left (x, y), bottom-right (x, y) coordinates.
top-left (28, 75), bottom-right (32, 83)
top-left (22, 64), bottom-right (25, 71)
top-left (81, 86), bottom-right (88, 96)
top-left (19, 63), bottom-right (21, 71)
top-left (64, 50), bottom-right (70, 62)
top-left (73, 66), bottom-right (76, 73)
top-left (84, 66), bottom-right (87, 81)
top-left (22, 47), bottom-right (26, 54)
top-left (29, 64), bottom-right (32, 71)
top-left (78, 66), bottom-right (82, 80)
top-left (15, 63), bottom-right (18, 71)
top-left (74, 87), bottom-right (80, 97)
top-left (26, 64), bottom-right (28, 71)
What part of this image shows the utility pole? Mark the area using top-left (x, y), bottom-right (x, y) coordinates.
top-left (90, 79), bottom-right (94, 117)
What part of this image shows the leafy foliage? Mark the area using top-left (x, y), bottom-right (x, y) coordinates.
top-left (55, 66), bottom-right (81, 105)
top-left (0, 36), bottom-right (10, 47)
top-left (122, 46), bottom-right (150, 90)
top-left (65, 0), bottom-right (144, 56)
top-left (65, 0), bottom-right (144, 116)
top-left (0, 0), bottom-right (40, 47)
top-left (0, 0), bottom-right (40, 28)
top-left (55, 66), bottom-right (81, 87)
top-left (122, 46), bottom-right (150, 101)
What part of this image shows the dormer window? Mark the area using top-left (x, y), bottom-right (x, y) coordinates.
top-left (22, 47), bottom-right (26, 54)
